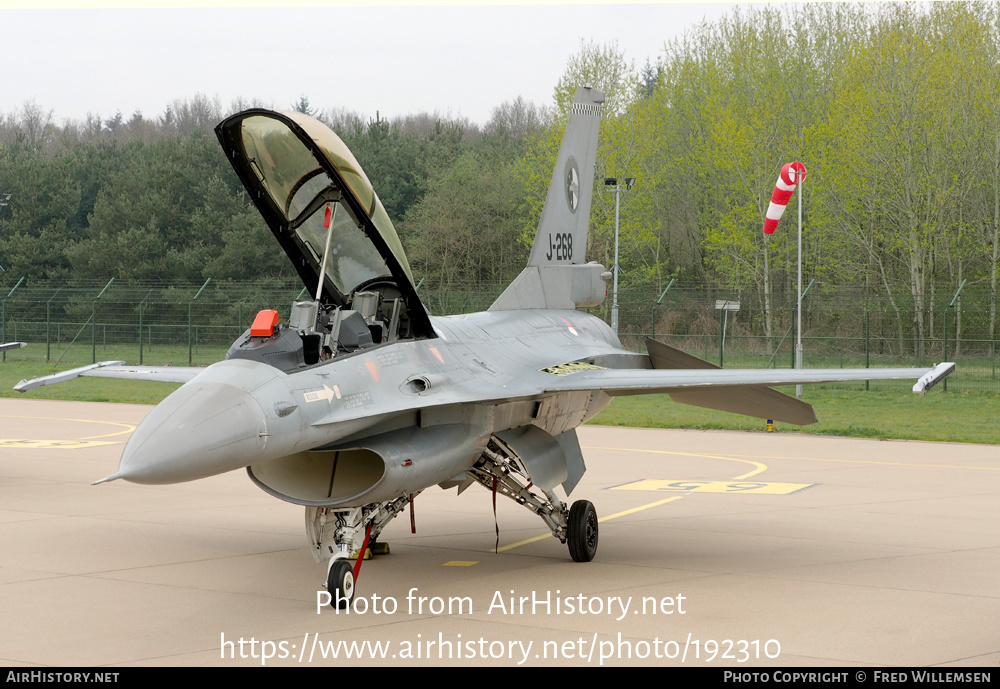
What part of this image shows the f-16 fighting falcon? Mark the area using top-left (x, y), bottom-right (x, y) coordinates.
top-left (16, 87), bottom-right (954, 606)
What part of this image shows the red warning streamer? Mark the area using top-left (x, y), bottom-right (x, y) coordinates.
top-left (763, 162), bottom-right (807, 235)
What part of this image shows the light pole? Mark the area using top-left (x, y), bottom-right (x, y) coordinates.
top-left (604, 176), bottom-right (635, 334)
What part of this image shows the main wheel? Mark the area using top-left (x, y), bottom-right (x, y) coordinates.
top-left (327, 559), bottom-right (356, 608)
top-left (567, 500), bottom-right (598, 562)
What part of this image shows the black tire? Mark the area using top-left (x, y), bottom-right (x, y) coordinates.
top-left (327, 559), bottom-right (355, 608)
top-left (567, 500), bottom-right (598, 562)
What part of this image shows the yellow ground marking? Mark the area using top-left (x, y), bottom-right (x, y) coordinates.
top-left (584, 445), bottom-right (1000, 473)
top-left (442, 561), bottom-right (479, 567)
top-left (613, 479), bottom-right (813, 495)
top-left (495, 496), bottom-right (685, 553)
top-left (599, 495), bottom-right (685, 520)
top-left (0, 439), bottom-right (120, 449)
top-left (492, 440), bottom-right (996, 554)
top-left (497, 447), bottom-right (770, 553)
top-left (496, 533), bottom-right (552, 552)
top-left (702, 451), bottom-right (1000, 473)
top-left (583, 445), bottom-right (768, 479)
top-left (0, 414), bottom-right (135, 448)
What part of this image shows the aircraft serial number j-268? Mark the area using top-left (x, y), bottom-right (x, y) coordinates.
top-left (16, 87), bottom-right (954, 606)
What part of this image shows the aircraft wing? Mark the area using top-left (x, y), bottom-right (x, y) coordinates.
top-left (541, 363), bottom-right (955, 426)
top-left (14, 361), bottom-right (203, 392)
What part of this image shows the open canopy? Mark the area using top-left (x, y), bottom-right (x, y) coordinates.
top-left (216, 109), bottom-right (431, 337)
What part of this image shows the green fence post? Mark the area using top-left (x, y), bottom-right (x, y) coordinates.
top-left (45, 287), bottom-right (61, 363)
top-left (651, 278), bottom-right (676, 341)
top-left (91, 278), bottom-right (115, 364)
top-left (791, 305), bottom-right (796, 371)
top-left (865, 307), bottom-right (870, 391)
top-left (189, 279), bottom-right (211, 366)
top-left (139, 290), bottom-right (152, 365)
top-left (943, 279), bottom-right (967, 392)
top-left (2, 277), bottom-right (25, 362)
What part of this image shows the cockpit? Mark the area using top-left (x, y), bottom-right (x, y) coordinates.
top-left (215, 109), bottom-right (435, 371)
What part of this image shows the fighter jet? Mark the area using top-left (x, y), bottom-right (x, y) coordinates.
top-left (15, 87), bottom-right (954, 606)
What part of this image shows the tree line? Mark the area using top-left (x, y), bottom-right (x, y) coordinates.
top-left (1, 2), bottom-right (997, 350)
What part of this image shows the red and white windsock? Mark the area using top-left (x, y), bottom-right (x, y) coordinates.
top-left (763, 161), bottom-right (807, 235)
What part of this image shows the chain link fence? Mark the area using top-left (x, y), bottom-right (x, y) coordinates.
top-left (1, 279), bottom-right (996, 392)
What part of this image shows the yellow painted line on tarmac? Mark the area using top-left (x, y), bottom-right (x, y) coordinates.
top-left (442, 561), bottom-right (479, 567)
top-left (493, 439), bottom-right (997, 556)
top-left (703, 452), bottom-right (1000, 473)
top-left (583, 445), bottom-right (768, 479)
top-left (598, 495), bottom-right (686, 520)
top-left (0, 414), bottom-right (135, 448)
top-left (496, 496), bottom-right (686, 553)
top-left (496, 533), bottom-right (555, 552)
top-left (0, 439), bottom-right (120, 449)
top-left (584, 444), bottom-right (1000, 473)
top-left (498, 447), bottom-right (781, 553)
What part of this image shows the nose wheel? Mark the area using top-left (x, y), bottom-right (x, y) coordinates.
top-left (327, 559), bottom-right (356, 608)
top-left (567, 500), bottom-right (598, 562)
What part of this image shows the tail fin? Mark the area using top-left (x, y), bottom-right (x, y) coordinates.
top-left (528, 85), bottom-right (604, 267)
top-left (490, 86), bottom-right (606, 311)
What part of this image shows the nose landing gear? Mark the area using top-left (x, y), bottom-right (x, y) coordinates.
top-left (326, 559), bottom-right (356, 609)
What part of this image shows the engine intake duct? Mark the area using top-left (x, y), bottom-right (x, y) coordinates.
top-left (247, 423), bottom-right (485, 506)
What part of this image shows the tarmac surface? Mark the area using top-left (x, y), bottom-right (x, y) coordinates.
top-left (1, 397), bottom-right (997, 667)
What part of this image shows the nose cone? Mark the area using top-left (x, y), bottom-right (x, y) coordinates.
top-left (118, 380), bottom-right (268, 484)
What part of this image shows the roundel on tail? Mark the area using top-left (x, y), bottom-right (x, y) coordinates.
top-left (565, 157), bottom-right (580, 213)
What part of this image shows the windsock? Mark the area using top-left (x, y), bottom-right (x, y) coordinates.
top-left (763, 161), bottom-right (807, 235)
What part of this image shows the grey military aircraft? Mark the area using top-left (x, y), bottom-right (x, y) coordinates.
top-left (16, 87), bottom-right (954, 606)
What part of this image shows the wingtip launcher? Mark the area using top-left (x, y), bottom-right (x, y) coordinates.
top-left (912, 362), bottom-right (956, 394)
top-left (14, 361), bottom-right (127, 392)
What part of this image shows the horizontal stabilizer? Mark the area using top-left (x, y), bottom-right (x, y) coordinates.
top-left (645, 338), bottom-right (817, 425)
top-left (664, 386), bottom-right (817, 425)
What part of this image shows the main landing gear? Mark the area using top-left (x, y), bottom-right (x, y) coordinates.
top-left (567, 500), bottom-right (598, 562)
top-left (469, 437), bottom-right (599, 563)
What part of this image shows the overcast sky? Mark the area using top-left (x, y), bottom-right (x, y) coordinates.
top-left (2, 1), bottom-right (740, 127)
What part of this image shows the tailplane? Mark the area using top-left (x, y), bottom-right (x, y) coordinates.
top-left (490, 86), bottom-right (606, 311)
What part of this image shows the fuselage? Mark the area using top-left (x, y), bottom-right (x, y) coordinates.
top-left (114, 308), bottom-right (629, 506)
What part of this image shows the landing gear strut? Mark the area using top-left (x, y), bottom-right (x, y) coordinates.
top-left (307, 495), bottom-right (417, 607)
top-left (469, 438), bottom-right (599, 562)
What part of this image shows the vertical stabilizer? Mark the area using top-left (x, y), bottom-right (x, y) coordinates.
top-left (528, 86), bottom-right (605, 267)
top-left (490, 86), bottom-right (606, 312)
